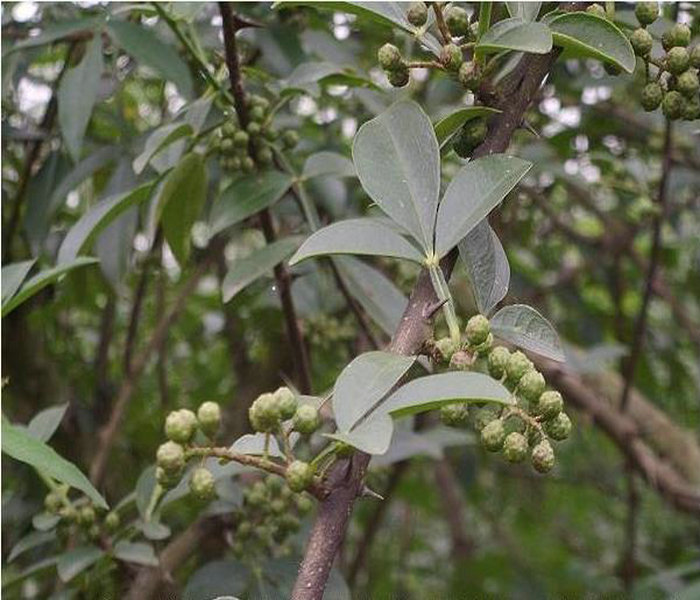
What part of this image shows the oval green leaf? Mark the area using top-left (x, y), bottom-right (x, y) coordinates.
top-left (1, 259), bottom-right (36, 306)
top-left (477, 18), bottom-right (552, 55)
top-left (434, 106), bottom-right (501, 149)
top-left (490, 303), bottom-right (565, 361)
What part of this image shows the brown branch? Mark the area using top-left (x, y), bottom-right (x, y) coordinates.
top-left (620, 122), bottom-right (673, 412)
top-left (218, 2), bottom-right (312, 394)
top-left (431, 2), bottom-right (453, 44)
top-left (292, 38), bottom-right (564, 600)
top-left (89, 245), bottom-right (220, 487)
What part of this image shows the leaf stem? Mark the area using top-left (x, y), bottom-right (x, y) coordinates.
top-left (427, 262), bottom-right (461, 344)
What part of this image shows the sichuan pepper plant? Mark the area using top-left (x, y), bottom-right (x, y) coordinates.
top-left (2, 2), bottom-right (699, 599)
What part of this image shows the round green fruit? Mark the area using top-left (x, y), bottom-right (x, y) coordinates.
top-left (690, 46), bottom-right (700, 68)
top-left (517, 370), bottom-right (546, 403)
top-left (156, 441), bottom-right (185, 475)
top-left (440, 403), bottom-right (470, 428)
top-left (197, 401), bottom-right (221, 438)
top-left (387, 65), bottom-right (410, 87)
top-left (233, 130), bottom-right (249, 148)
top-left (677, 69), bottom-right (699, 97)
top-left (531, 440), bottom-right (555, 473)
top-left (273, 386), bottom-right (298, 420)
top-left (44, 492), bottom-right (62, 514)
top-left (662, 90), bottom-right (685, 120)
top-left (481, 419), bottom-right (505, 452)
top-left (682, 97), bottom-right (700, 120)
top-left (503, 432), bottom-right (528, 463)
top-left (668, 23), bottom-right (691, 48)
top-left (488, 346), bottom-right (510, 379)
top-left (641, 82), bottom-right (663, 111)
top-left (635, 2), bottom-right (658, 26)
top-left (164, 409), bottom-right (197, 444)
top-left (586, 4), bottom-right (606, 18)
top-left (543, 412), bottom-right (572, 441)
top-left (286, 460), bottom-right (314, 493)
top-left (630, 28), bottom-right (653, 57)
top-left (249, 106), bottom-right (266, 123)
top-left (190, 467), bottom-right (216, 501)
top-left (435, 336), bottom-right (459, 362)
top-left (458, 61), bottom-right (480, 90)
top-left (293, 404), bottom-right (321, 434)
top-left (667, 47), bottom-right (690, 75)
top-left (282, 130), bottom-right (300, 149)
top-left (440, 43), bottom-right (463, 71)
top-left (445, 6), bottom-right (470, 37)
top-left (79, 505), bottom-right (96, 526)
top-left (537, 390), bottom-right (563, 420)
top-left (104, 511), bottom-right (120, 532)
top-left (465, 314), bottom-right (490, 346)
top-left (407, 2), bottom-right (428, 27)
top-left (377, 43), bottom-right (402, 70)
top-left (249, 392), bottom-right (281, 432)
top-left (505, 351), bottom-right (533, 386)
top-left (296, 494), bottom-right (313, 514)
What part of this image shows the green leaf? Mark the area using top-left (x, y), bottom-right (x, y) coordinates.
top-left (506, 2), bottom-right (542, 22)
top-left (27, 403), bottom-right (69, 442)
top-left (477, 18), bottom-right (552, 55)
top-left (222, 237), bottom-right (301, 303)
top-left (434, 107), bottom-right (501, 149)
top-left (133, 123), bottom-right (194, 174)
top-left (209, 171), bottom-right (292, 238)
top-left (56, 545), bottom-right (104, 582)
top-left (183, 560), bottom-right (251, 600)
top-left (3, 18), bottom-right (104, 55)
top-left (1, 420), bottom-right (108, 509)
top-left (157, 153), bottom-right (207, 266)
top-left (113, 541), bottom-right (158, 567)
top-left (335, 372), bottom-right (513, 454)
top-left (333, 351), bottom-right (416, 434)
top-left (490, 304), bottom-right (565, 361)
top-left (57, 183), bottom-right (153, 264)
top-left (1, 259), bottom-right (36, 305)
top-left (302, 152), bottom-right (356, 180)
top-left (547, 12), bottom-right (635, 73)
top-left (435, 155), bottom-right (531, 258)
top-left (2, 258), bottom-right (99, 318)
top-left (353, 100), bottom-right (440, 252)
top-left (289, 218), bottom-right (425, 266)
top-left (335, 256), bottom-right (408, 336)
top-left (32, 512), bottom-right (60, 532)
top-left (458, 220), bottom-right (510, 315)
top-left (58, 35), bottom-right (103, 161)
top-left (107, 19), bottom-right (193, 98)
top-left (8, 530), bottom-right (56, 563)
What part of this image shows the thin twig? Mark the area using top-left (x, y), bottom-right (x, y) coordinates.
top-left (431, 3), bottom-right (453, 44)
top-left (218, 2), bottom-right (312, 394)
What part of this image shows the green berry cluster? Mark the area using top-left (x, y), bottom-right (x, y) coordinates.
top-left (305, 313), bottom-right (355, 350)
top-left (155, 401), bottom-right (222, 498)
top-left (435, 315), bottom-right (572, 474)
top-left (228, 475), bottom-right (314, 560)
top-left (43, 488), bottom-right (121, 543)
top-left (378, 42), bottom-right (410, 87)
top-left (213, 94), bottom-right (299, 172)
top-left (249, 386), bottom-right (321, 438)
top-left (631, 6), bottom-right (700, 121)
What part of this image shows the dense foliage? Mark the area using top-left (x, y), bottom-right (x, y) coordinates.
top-left (2, 2), bottom-right (699, 599)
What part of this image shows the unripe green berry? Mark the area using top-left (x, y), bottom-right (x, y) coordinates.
top-left (296, 494), bottom-right (313, 515)
top-left (377, 43), bottom-right (402, 70)
top-left (165, 409), bottom-right (197, 444)
top-left (440, 43), bottom-right (463, 71)
top-left (247, 122), bottom-right (262, 135)
top-left (293, 404), bottom-right (321, 434)
top-left (249, 392), bottom-right (281, 432)
top-left (78, 505), bottom-right (96, 526)
top-left (286, 460), bottom-right (314, 493)
top-left (445, 6), bottom-right (470, 37)
top-left (641, 82), bottom-right (663, 111)
top-left (264, 127), bottom-right (278, 142)
top-left (630, 28), bottom-right (653, 57)
top-left (690, 46), bottom-right (700, 68)
top-left (481, 419), bottom-right (505, 452)
top-left (250, 94), bottom-right (270, 110)
top-left (279, 513), bottom-right (301, 533)
top-left (281, 130), bottom-right (299, 149)
top-left (156, 466), bottom-right (179, 489)
top-left (387, 65), bottom-right (410, 88)
top-left (488, 346), bottom-right (510, 379)
top-left (458, 61), bottom-right (480, 90)
top-left (190, 467), bottom-right (216, 502)
top-left (435, 337), bottom-right (458, 362)
top-left (682, 97), bottom-right (700, 120)
top-left (668, 23), bottom-right (691, 48)
top-left (156, 441), bottom-right (185, 475)
top-left (635, 2), bottom-right (658, 26)
top-left (531, 439), bottom-right (555, 473)
top-left (249, 105), bottom-right (266, 123)
top-left (465, 314), bottom-right (490, 346)
top-left (470, 406), bottom-right (499, 432)
top-left (407, 2), bottom-right (428, 27)
top-left (197, 401), bottom-right (221, 438)
top-left (472, 333), bottom-right (494, 357)
top-left (537, 390), bottom-right (563, 420)
top-left (518, 370), bottom-right (545, 403)
top-left (505, 351), bottom-right (533, 386)
top-left (440, 403), bottom-right (470, 428)
top-left (667, 47), bottom-right (690, 74)
top-left (662, 90), bottom-right (685, 120)
top-left (104, 511), bottom-right (120, 533)
top-left (677, 70), bottom-right (699, 97)
top-left (242, 157), bottom-right (255, 173)
top-left (220, 137), bottom-right (234, 155)
top-left (265, 474), bottom-right (284, 494)
top-left (233, 130), bottom-right (249, 148)
top-left (503, 432), bottom-right (528, 463)
top-left (274, 386), bottom-right (298, 420)
top-left (586, 4), bottom-right (606, 18)
top-left (544, 411), bottom-right (572, 441)
top-left (88, 524), bottom-right (101, 541)
top-left (269, 498), bottom-right (287, 515)
top-left (44, 492), bottom-right (62, 514)
top-left (222, 121), bottom-right (238, 137)
top-left (257, 146), bottom-right (273, 165)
